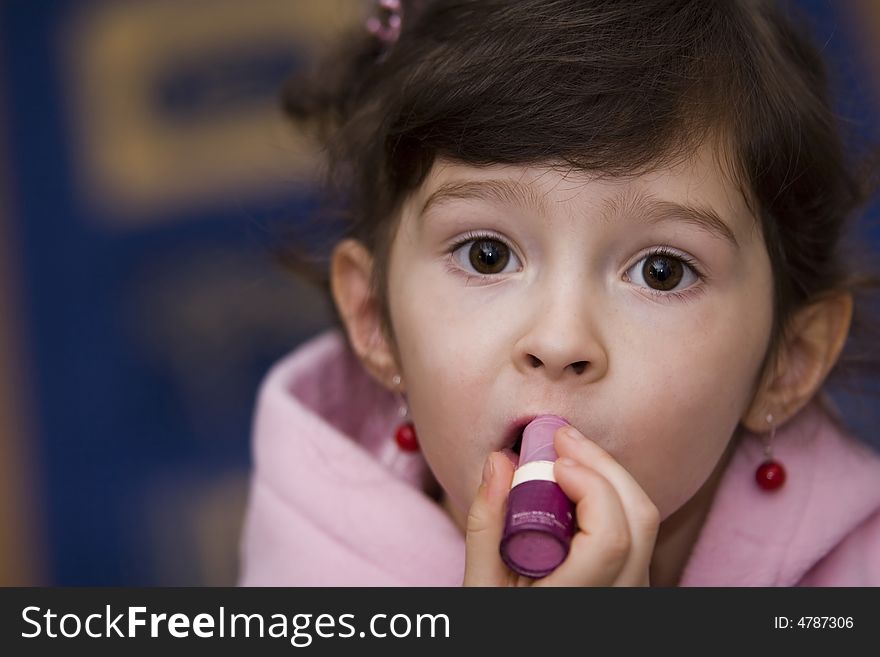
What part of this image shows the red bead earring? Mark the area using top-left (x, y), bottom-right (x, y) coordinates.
top-left (755, 412), bottom-right (786, 491)
top-left (391, 374), bottom-right (419, 452)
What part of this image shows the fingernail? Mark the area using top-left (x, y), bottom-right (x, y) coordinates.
top-left (482, 454), bottom-right (495, 485)
top-left (560, 427), bottom-right (582, 441)
top-left (557, 457), bottom-right (577, 467)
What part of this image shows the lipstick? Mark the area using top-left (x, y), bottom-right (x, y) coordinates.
top-left (499, 414), bottom-right (576, 578)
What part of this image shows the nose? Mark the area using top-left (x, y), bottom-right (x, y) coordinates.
top-left (513, 292), bottom-right (608, 383)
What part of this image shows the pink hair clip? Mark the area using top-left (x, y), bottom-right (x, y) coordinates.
top-left (366, 0), bottom-right (403, 46)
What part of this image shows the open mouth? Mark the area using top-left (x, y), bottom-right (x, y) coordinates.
top-left (500, 419), bottom-right (532, 468)
top-left (499, 414), bottom-right (574, 470)
top-left (512, 432), bottom-right (523, 456)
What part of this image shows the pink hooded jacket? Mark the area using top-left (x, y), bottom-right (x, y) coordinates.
top-left (238, 329), bottom-right (880, 586)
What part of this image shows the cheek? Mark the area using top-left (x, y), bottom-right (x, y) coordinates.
top-left (612, 304), bottom-right (769, 517)
top-left (406, 381), bottom-right (492, 513)
top-left (391, 306), bottom-right (498, 510)
top-left (618, 393), bottom-right (739, 519)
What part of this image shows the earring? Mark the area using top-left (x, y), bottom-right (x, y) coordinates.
top-left (391, 374), bottom-right (419, 452)
top-left (755, 412), bottom-right (786, 491)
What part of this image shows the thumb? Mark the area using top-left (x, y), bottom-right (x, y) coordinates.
top-left (463, 451), bottom-right (515, 586)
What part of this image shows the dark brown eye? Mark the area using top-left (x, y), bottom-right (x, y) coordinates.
top-left (642, 254), bottom-right (684, 291)
top-left (468, 239), bottom-right (510, 274)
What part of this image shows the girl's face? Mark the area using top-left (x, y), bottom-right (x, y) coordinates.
top-left (385, 146), bottom-right (773, 520)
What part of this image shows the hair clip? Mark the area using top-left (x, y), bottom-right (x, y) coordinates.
top-left (366, 0), bottom-right (403, 47)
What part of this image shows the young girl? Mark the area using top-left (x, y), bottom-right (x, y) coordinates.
top-left (239, 0), bottom-right (880, 586)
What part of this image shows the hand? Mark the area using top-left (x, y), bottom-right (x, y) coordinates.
top-left (462, 425), bottom-right (660, 586)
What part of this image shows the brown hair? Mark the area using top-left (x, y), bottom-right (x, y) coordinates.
top-left (279, 0), bottom-right (880, 438)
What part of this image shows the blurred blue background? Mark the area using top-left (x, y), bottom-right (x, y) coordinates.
top-left (0, 0), bottom-right (877, 585)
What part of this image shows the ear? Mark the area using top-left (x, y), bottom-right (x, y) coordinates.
top-left (741, 292), bottom-right (853, 431)
top-left (330, 238), bottom-right (400, 390)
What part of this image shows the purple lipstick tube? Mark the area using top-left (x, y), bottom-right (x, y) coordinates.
top-left (500, 414), bottom-right (576, 578)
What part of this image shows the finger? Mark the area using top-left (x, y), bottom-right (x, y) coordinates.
top-left (554, 427), bottom-right (660, 586)
top-left (462, 451), bottom-right (516, 586)
top-left (535, 458), bottom-right (631, 586)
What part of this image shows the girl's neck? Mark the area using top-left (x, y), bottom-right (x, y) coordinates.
top-left (648, 440), bottom-right (733, 586)
top-left (441, 438), bottom-right (736, 586)
top-left (441, 493), bottom-right (469, 535)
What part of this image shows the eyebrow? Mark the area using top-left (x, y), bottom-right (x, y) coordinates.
top-left (420, 179), bottom-right (549, 218)
top-left (603, 188), bottom-right (740, 250)
top-left (420, 178), bottom-right (740, 250)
